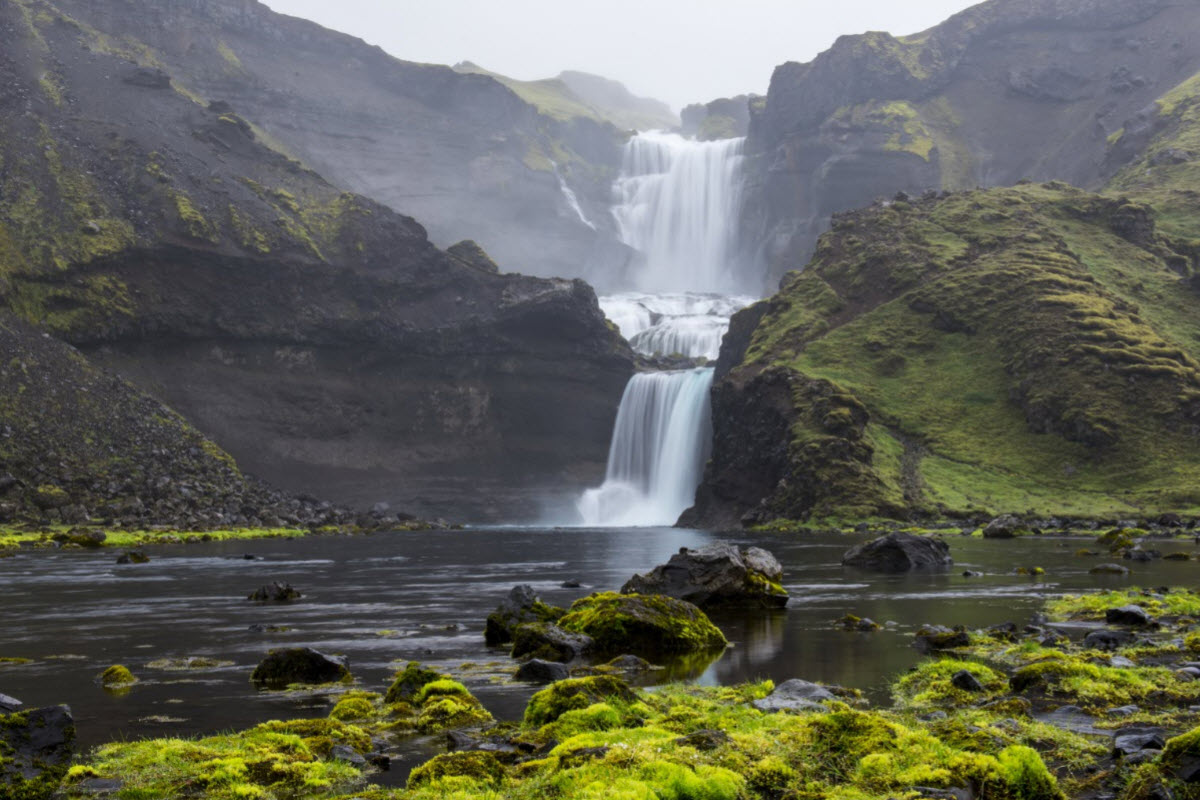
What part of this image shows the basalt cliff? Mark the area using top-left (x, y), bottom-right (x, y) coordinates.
top-left (0, 0), bottom-right (633, 523)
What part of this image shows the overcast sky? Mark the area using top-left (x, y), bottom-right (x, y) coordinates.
top-left (261, 1), bottom-right (980, 111)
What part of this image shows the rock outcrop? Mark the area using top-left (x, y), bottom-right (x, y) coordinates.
top-left (0, 703), bottom-right (75, 800)
top-left (741, 0), bottom-right (1200, 290)
top-left (621, 542), bottom-right (789, 608)
top-left (842, 533), bottom-right (953, 573)
top-left (0, 0), bottom-right (634, 522)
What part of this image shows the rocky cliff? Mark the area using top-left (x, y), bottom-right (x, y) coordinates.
top-left (0, 0), bottom-right (634, 522)
top-left (743, 0), bottom-right (1200, 291)
top-left (41, 0), bottom-right (639, 288)
top-left (686, 60), bottom-right (1200, 526)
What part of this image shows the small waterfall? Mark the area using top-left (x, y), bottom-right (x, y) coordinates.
top-left (552, 162), bottom-right (596, 230)
top-left (577, 368), bottom-right (714, 527)
top-left (599, 292), bottom-right (754, 361)
top-left (612, 131), bottom-right (746, 294)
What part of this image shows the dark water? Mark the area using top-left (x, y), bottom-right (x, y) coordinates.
top-left (0, 528), bottom-right (1194, 773)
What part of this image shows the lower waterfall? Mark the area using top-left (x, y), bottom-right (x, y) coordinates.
top-left (577, 368), bottom-right (714, 527)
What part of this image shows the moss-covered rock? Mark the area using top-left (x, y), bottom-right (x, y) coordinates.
top-left (384, 662), bottom-right (444, 704)
top-left (523, 676), bottom-right (639, 726)
top-left (557, 592), bottom-right (728, 657)
top-left (484, 585), bottom-right (566, 647)
top-left (250, 648), bottom-right (350, 690)
top-left (98, 664), bottom-right (136, 687)
top-left (407, 751), bottom-right (506, 790)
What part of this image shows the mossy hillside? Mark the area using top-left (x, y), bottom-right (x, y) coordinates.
top-left (725, 183), bottom-right (1200, 522)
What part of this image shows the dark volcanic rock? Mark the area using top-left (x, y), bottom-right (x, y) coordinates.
top-left (485, 586), bottom-right (565, 647)
top-left (621, 542), bottom-right (788, 608)
top-left (983, 515), bottom-right (1029, 539)
top-left (511, 623), bottom-right (594, 663)
top-left (248, 582), bottom-right (302, 602)
top-left (514, 659), bottom-right (570, 684)
top-left (914, 626), bottom-right (971, 653)
top-left (0, 704), bottom-right (75, 799)
top-left (250, 648), bottom-right (349, 689)
top-left (951, 670), bottom-right (985, 693)
top-left (1084, 629), bottom-right (1137, 650)
top-left (842, 532), bottom-right (953, 572)
top-left (1106, 605), bottom-right (1154, 626)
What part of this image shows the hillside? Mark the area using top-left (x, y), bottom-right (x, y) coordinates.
top-left (40, 0), bottom-right (633, 285)
top-left (0, 0), bottom-right (633, 522)
top-left (741, 0), bottom-right (1200, 291)
top-left (686, 67), bottom-right (1200, 526)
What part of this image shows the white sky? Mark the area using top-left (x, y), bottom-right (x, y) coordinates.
top-left (260, 1), bottom-right (981, 111)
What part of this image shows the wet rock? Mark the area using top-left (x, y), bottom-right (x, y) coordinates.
top-left (557, 592), bottom-right (727, 657)
top-left (250, 647), bottom-right (349, 689)
top-left (1124, 548), bottom-right (1162, 562)
top-left (0, 704), bottom-right (75, 798)
top-left (1084, 629), bottom-right (1136, 650)
top-left (0, 693), bottom-right (23, 713)
top-left (1090, 563), bottom-right (1130, 575)
top-left (962, 570), bottom-right (983, 577)
top-left (673, 729), bottom-right (731, 751)
top-left (511, 623), bottom-right (593, 663)
top-left (841, 532), bottom-right (952, 572)
top-left (602, 655), bottom-right (656, 673)
top-left (1108, 705), bottom-right (1140, 717)
top-left (621, 542), bottom-right (788, 608)
top-left (1110, 656), bottom-right (1137, 668)
top-left (514, 659), bottom-right (570, 684)
top-left (330, 744), bottom-right (366, 765)
top-left (116, 550), bottom-right (150, 565)
top-left (1106, 605), bottom-right (1153, 626)
top-left (839, 614), bottom-right (880, 631)
top-left (983, 514), bottom-right (1029, 538)
top-left (914, 625), bottom-right (971, 653)
top-left (484, 585), bottom-right (564, 647)
top-left (1114, 728), bottom-right (1166, 757)
top-left (951, 670), bottom-right (985, 692)
top-left (752, 679), bottom-right (835, 712)
top-left (248, 582), bottom-right (301, 602)
top-left (560, 580), bottom-right (582, 588)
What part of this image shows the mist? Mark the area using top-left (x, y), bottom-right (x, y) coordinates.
top-left (262, 0), bottom-right (981, 110)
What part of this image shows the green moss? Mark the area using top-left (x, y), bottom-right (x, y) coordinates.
top-left (170, 189), bottom-right (219, 242)
top-left (384, 662), bottom-right (444, 704)
top-left (99, 664), bottom-right (136, 687)
top-left (524, 676), bottom-right (639, 727)
top-left (407, 751), bottom-right (506, 790)
top-left (557, 592), bottom-right (728, 657)
top-left (893, 658), bottom-right (1008, 708)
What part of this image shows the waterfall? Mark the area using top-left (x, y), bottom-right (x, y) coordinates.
top-left (574, 131), bottom-right (751, 527)
top-left (552, 162), bottom-right (596, 230)
top-left (577, 368), bottom-right (714, 527)
top-left (612, 132), bottom-right (746, 294)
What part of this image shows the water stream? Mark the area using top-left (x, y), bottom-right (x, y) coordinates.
top-left (1, 530), bottom-right (1191, 773)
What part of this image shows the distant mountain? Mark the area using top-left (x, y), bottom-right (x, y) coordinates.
top-left (0, 0), bottom-right (633, 522)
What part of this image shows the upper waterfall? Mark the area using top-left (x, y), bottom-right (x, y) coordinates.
top-left (612, 132), bottom-right (748, 294)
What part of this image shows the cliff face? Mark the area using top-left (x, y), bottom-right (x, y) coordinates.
top-left (743, 0), bottom-right (1200, 290)
top-left (0, 0), bottom-right (633, 522)
top-left (41, 0), bottom-right (635, 288)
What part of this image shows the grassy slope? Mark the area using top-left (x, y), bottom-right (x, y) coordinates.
top-left (733, 71), bottom-right (1200, 522)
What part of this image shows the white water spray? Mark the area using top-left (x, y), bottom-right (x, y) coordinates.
top-left (577, 368), bottom-right (714, 527)
top-left (612, 131), bottom-right (746, 294)
top-left (552, 162), bottom-right (596, 230)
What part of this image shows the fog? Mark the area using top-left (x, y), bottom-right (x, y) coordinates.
top-left (262, 0), bottom-right (981, 111)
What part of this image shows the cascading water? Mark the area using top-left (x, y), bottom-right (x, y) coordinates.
top-left (576, 132), bottom-right (752, 526)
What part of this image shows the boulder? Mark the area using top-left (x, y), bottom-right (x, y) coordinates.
top-left (514, 659), bottom-right (570, 684)
top-left (557, 592), bottom-right (727, 657)
top-left (621, 542), bottom-right (788, 608)
top-left (248, 582), bottom-right (301, 602)
top-left (1084, 629), bottom-right (1136, 650)
top-left (1163, 728), bottom-right (1200, 782)
top-left (484, 585), bottom-right (564, 647)
top-left (1090, 563), bottom-right (1130, 575)
top-left (951, 670), bottom-right (985, 692)
top-left (511, 623), bottom-right (593, 663)
top-left (842, 532), bottom-right (952, 572)
top-left (1106, 605), bottom-right (1153, 626)
top-left (250, 647), bottom-right (350, 689)
top-left (116, 550), bottom-right (150, 565)
top-left (0, 704), bottom-right (75, 799)
top-left (752, 679), bottom-right (835, 712)
top-left (914, 625), bottom-right (971, 653)
top-left (0, 693), bottom-right (23, 713)
top-left (523, 676), bottom-right (639, 726)
top-left (1114, 728), bottom-right (1166, 757)
top-left (983, 515), bottom-right (1029, 538)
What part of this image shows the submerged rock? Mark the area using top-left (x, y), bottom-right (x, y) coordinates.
top-left (0, 704), bottom-right (75, 799)
top-left (842, 532), bottom-right (953, 572)
top-left (1090, 563), bottom-right (1131, 575)
top-left (248, 582), bottom-right (302, 602)
top-left (557, 592), bottom-right (727, 657)
top-left (914, 625), bottom-right (971, 653)
top-left (621, 542), bottom-right (788, 608)
top-left (250, 647), bottom-right (350, 689)
top-left (115, 550), bottom-right (150, 564)
top-left (752, 679), bottom-right (835, 712)
top-left (484, 585), bottom-right (564, 647)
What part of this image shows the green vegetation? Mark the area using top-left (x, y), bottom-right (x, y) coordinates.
top-left (557, 592), bottom-right (729, 656)
top-left (737, 181), bottom-right (1200, 523)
